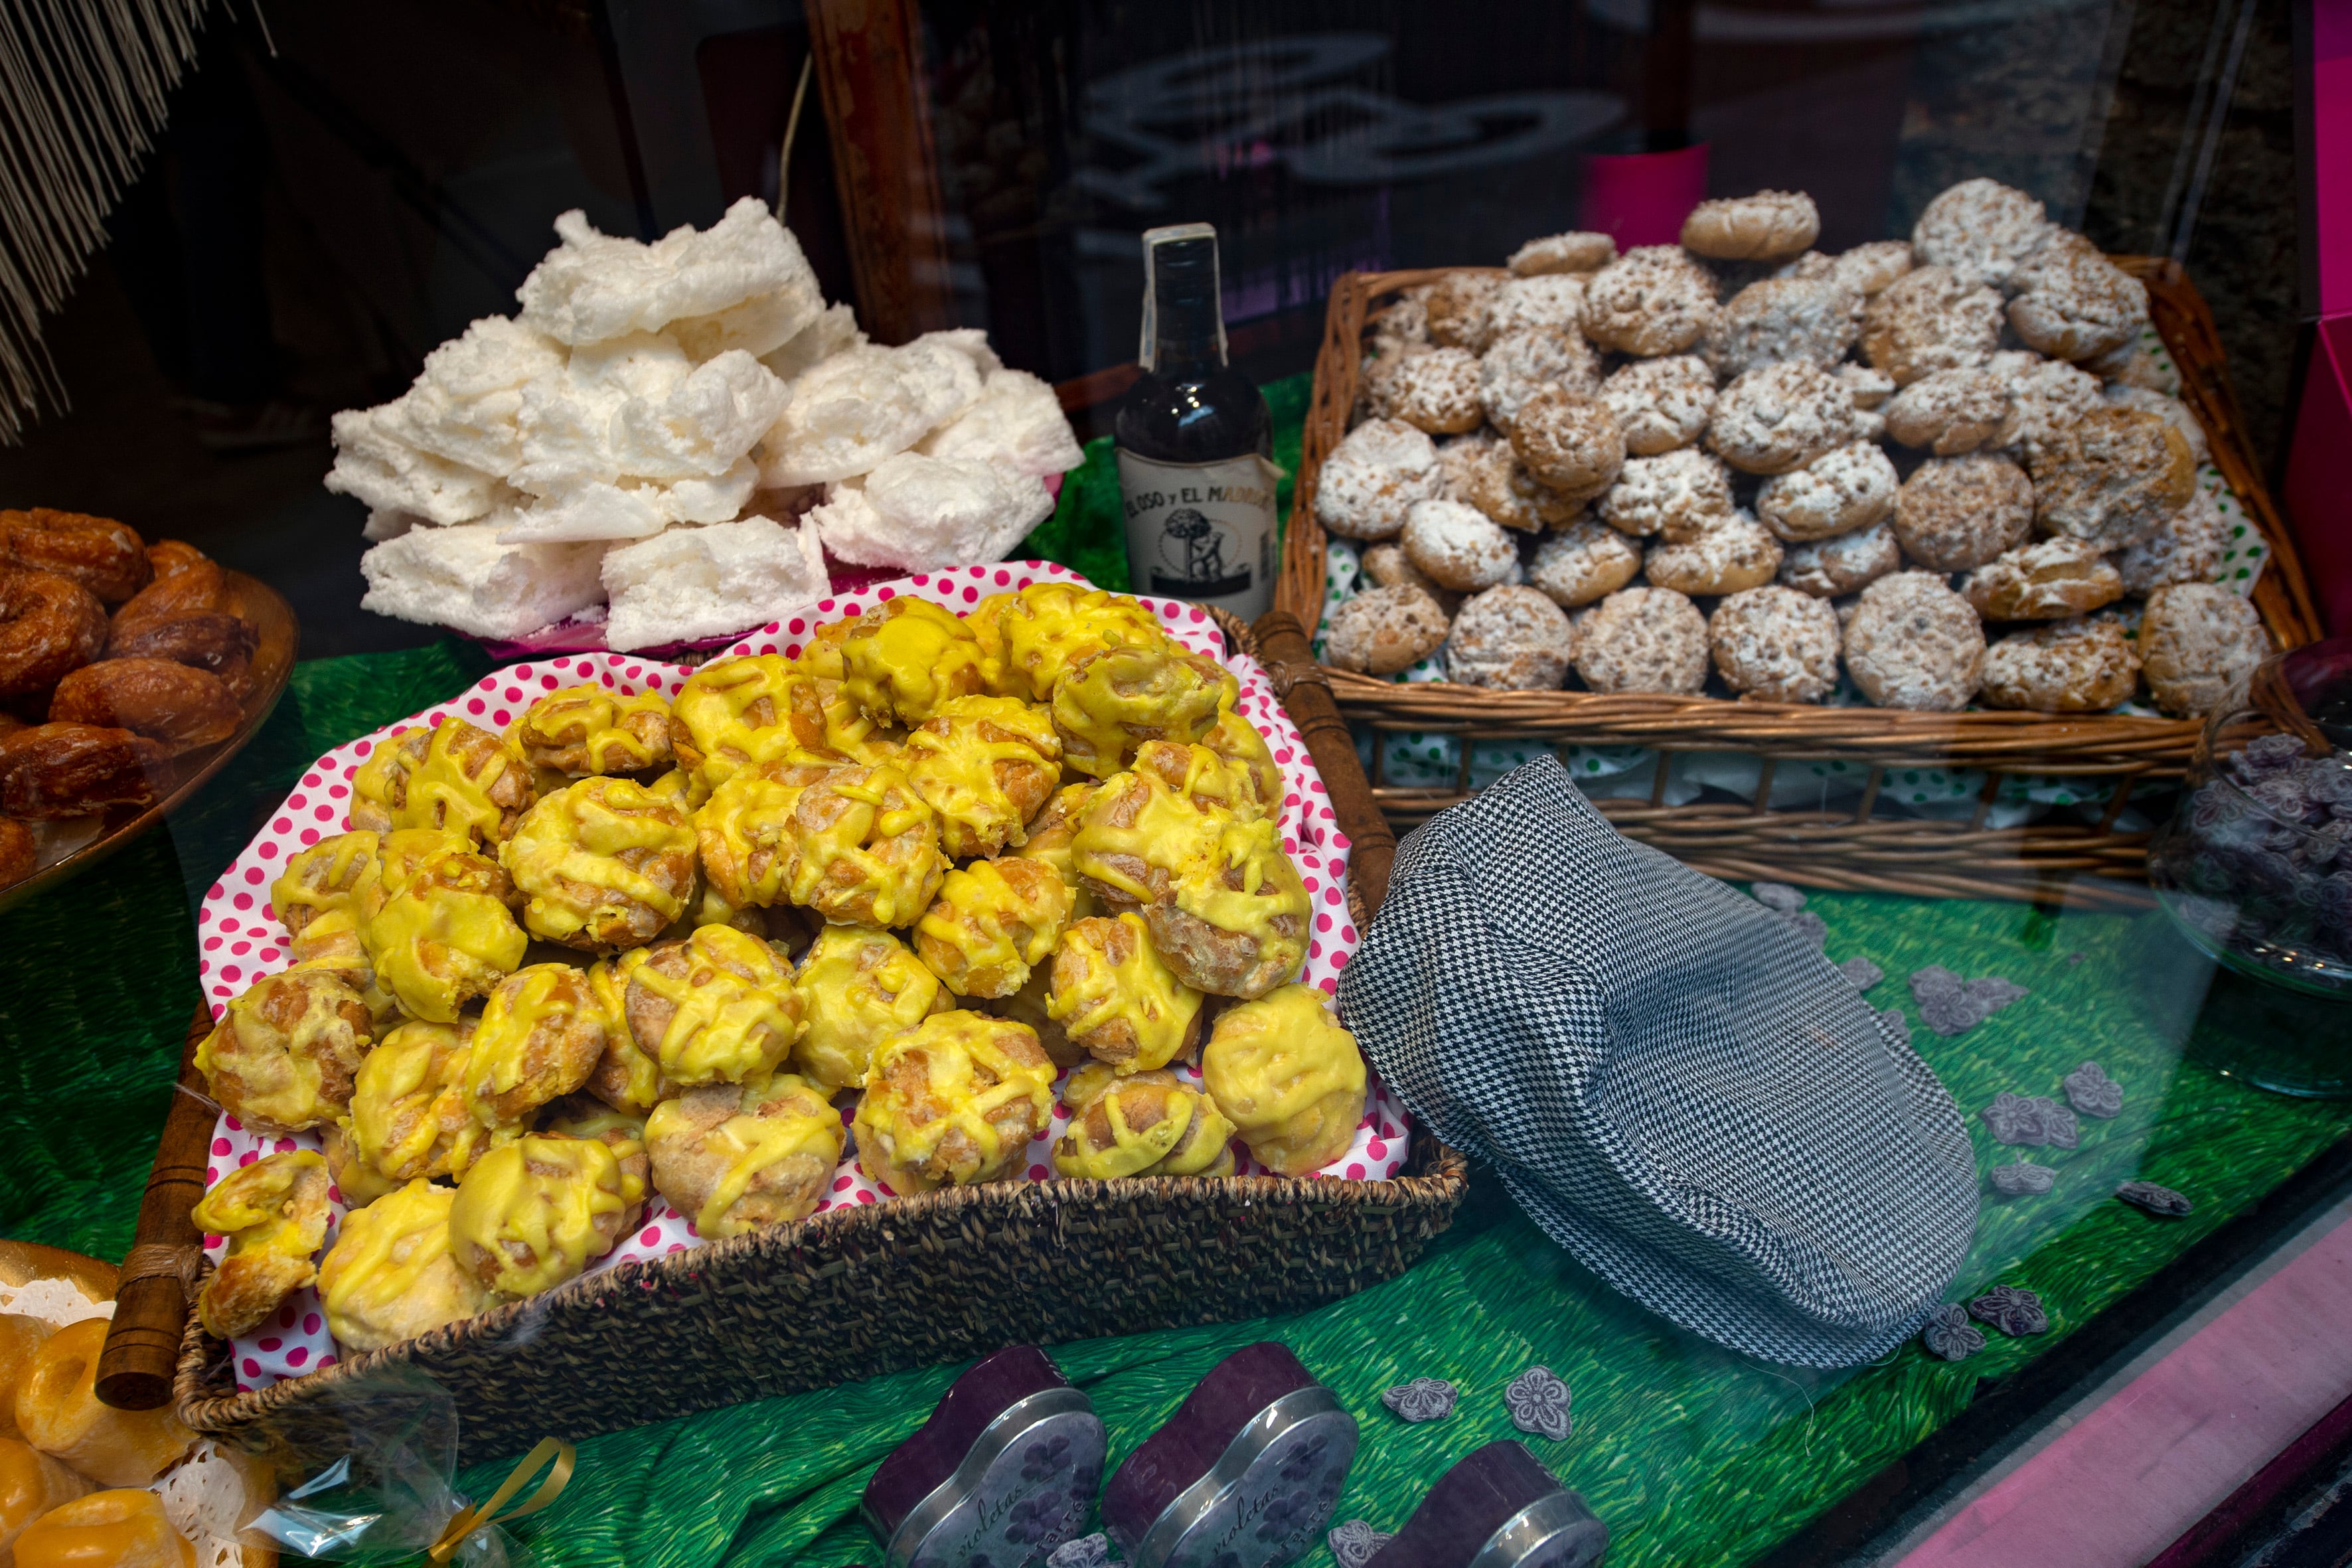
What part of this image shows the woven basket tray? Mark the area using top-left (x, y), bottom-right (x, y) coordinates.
top-left (1275, 259), bottom-right (2328, 909)
top-left (123, 606), bottom-right (1457, 1470)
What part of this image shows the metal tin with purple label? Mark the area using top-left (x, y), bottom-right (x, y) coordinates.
top-left (1129, 1383), bottom-right (1359, 1568)
top-left (874, 1387), bottom-right (1107, 1568)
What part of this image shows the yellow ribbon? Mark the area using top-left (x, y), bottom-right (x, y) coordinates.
top-left (426, 1437), bottom-right (577, 1563)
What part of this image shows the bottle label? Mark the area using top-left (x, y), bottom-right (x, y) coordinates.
top-left (1115, 449), bottom-right (1285, 621)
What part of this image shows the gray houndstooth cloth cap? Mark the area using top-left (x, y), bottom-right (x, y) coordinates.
top-left (1338, 757), bottom-right (1978, 1367)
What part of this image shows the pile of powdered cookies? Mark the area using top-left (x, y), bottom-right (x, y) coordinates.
top-left (1314, 179), bottom-right (2269, 717)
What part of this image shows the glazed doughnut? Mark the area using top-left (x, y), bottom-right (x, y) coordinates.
top-left (146, 540), bottom-right (208, 579)
top-left (0, 723), bottom-right (165, 818)
top-left (112, 555), bottom-right (227, 633)
top-left (0, 571), bottom-right (106, 696)
top-left (0, 817), bottom-right (32, 888)
top-left (48, 658), bottom-right (241, 754)
top-left (0, 510), bottom-right (149, 604)
top-left (104, 611), bottom-right (259, 700)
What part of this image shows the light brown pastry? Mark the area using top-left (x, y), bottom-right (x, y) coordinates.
top-left (1050, 1067), bottom-right (1235, 1180)
top-left (1509, 232), bottom-right (1616, 275)
top-left (1486, 275), bottom-right (1591, 339)
top-left (1836, 364), bottom-right (1899, 409)
top-left (1826, 240), bottom-right (1915, 296)
top-left (0, 571), bottom-right (106, 698)
top-left (2008, 246), bottom-right (2148, 362)
top-left (1700, 277), bottom-right (1861, 380)
top-left (189, 1150), bottom-right (331, 1339)
top-left (1755, 441), bottom-right (1897, 542)
top-left (1385, 347), bottom-right (1487, 434)
top-left (1573, 586), bottom-right (1708, 694)
top-left (1962, 538), bottom-right (2126, 621)
top-left (1980, 617), bottom-right (2141, 711)
top-left (2115, 487), bottom-right (2228, 595)
top-left (1859, 265), bottom-right (2004, 385)
top-left (1645, 510), bottom-right (1783, 597)
top-left (1892, 452), bottom-right (2034, 570)
top-left (1909, 177), bottom-right (2054, 289)
top-left (1709, 585), bottom-right (1842, 703)
top-left (46, 658), bottom-right (240, 755)
top-left (1842, 572), bottom-right (1985, 711)
top-left (501, 775), bottom-right (696, 950)
top-left (2028, 406), bottom-right (2196, 552)
top-left (2138, 582), bottom-right (2273, 716)
top-left (1528, 521), bottom-right (1642, 608)
top-left (1882, 367), bottom-right (2010, 454)
top-left (0, 509), bottom-right (149, 604)
top-left (1992, 352), bottom-right (2104, 461)
top-left (2102, 384), bottom-right (2209, 463)
top-left (1424, 270), bottom-right (1504, 352)
top-left (1581, 246), bottom-right (1719, 356)
top-left (1402, 499), bottom-right (1522, 591)
top-left (1447, 432), bottom-right (1583, 533)
top-left (1508, 386), bottom-right (1626, 497)
top-left (1314, 418), bottom-right (1444, 542)
top-left (1778, 520), bottom-right (1903, 597)
top-left (1323, 585), bottom-right (1451, 676)
top-left (1599, 355), bottom-right (1717, 455)
top-left (1596, 447), bottom-right (1734, 541)
top-left (0, 722), bottom-right (163, 819)
top-left (1681, 190), bottom-right (1820, 261)
top-left (1707, 360), bottom-right (1868, 475)
top-left (1444, 585), bottom-right (1577, 690)
top-left (1480, 328), bottom-right (1603, 433)
top-left (1360, 542), bottom-right (1462, 613)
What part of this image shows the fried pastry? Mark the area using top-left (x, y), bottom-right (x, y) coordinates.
top-left (12, 1320), bottom-right (191, 1485)
top-left (189, 1150), bottom-right (331, 1340)
top-left (902, 694), bottom-right (1062, 858)
top-left (582, 950), bottom-right (668, 1113)
top-left (1200, 984), bottom-right (1368, 1176)
top-left (360, 832), bottom-right (527, 1022)
top-left (914, 856), bottom-right (1075, 1000)
top-left (464, 963), bottom-right (611, 1126)
top-left (842, 597), bottom-right (988, 725)
top-left (349, 718), bottom-right (534, 846)
top-left (512, 684), bottom-right (672, 776)
top-left (48, 658), bottom-right (240, 755)
top-left (670, 655), bottom-right (806, 788)
top-left (449, 1133), bottom-right (646, 1298)
top-left (975, 581), bottom-right (1172, 702)
top-left (1048, 912), bottom-right (1206, 1073)
top-left (645, 1070), bottom-right (842, 1237)
top-left (347, 1017), bottom-right (492, 1185)
top-left (501, 775), bottom-right (695, 949)
top-left (696, 760), bottom-right (944, 926)
top-left (854, 1012), bottom-right (1057, 1192)
top-left (320, 1123), bottom-right (398, 1210)
top-left (1051, 1067), bottom-right (1237, 1180)
top-left (316, 1179), bottom-right (487, 1352)
top-left (976, 964), bottom-right (1080, 1068)
top-left (195, 969), bottom-right (375, 1133)
top-left (0, 1440), bottom-right (91, 1557)
top-left (1050, 645), bottom-right (1236, 779)
top-left (12, 1488), bottom-right (193, 1568)
top-left (1199, 709), bottom-right (1282, 818)
top-left (623, 923), bottom-right (805, 1085)
top-left (273, 831), bottom-right (380, 948)
top-left (789, 925), bottom-right (949, 1093)
top-left (1009, 781), bottom-right (1101, 921)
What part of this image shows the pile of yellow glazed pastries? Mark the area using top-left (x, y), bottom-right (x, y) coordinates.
top-left (189, 582), bottom-right (1372, 1358)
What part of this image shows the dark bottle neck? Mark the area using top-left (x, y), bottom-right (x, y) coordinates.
top-left (1144, 300), bottom-right (1226, 378)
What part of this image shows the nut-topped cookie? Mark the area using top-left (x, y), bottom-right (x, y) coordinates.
top-left (1707, 360), bottom-right (1869, 475)
top-left (1860, 266), bottom-right (2004, 385)
top-left (1582, 246), bottom-right (1720, 356)
top-left (1574, 586), bottom-right (1709, 694)
top-left (1682, 190), bottom-right (1820, 262)
top-left (1403, 498), bottom-right (1522, 591)
top-left (1779, 518), bottom-right (1901, 597)
top-left (1911, 177), bottom-right (2053, 290)
top-left (1755, 441), bottom-right (1898, 541)
top-left (2138, 582), bottom-right (2272, 716)
top-left (1509, 231), bottom-right (1617, 275)
top-left (1709, 585), bottom-right (1842, 702)
top-left (1510, 385), bottom-right (1627, 497)
top-left (1425, 269), bottom-right (1504, 352)
top-left (1597, 447), bottom-right (1735, 540)
top-left (1386, 346), bottom-right (1486, 434)
top-left (1980, 617), bottom-right (2140, 712)
top-left (1600, 355), bottom-right (1717, 455)
top-left (1701, 276), bottom-right (1864, 380)
top-left (1644, 509), bottom-right (1784, 596)
top-left (2114, 487), bottom-right (2227, 594)
top-left (1891, 452), bottom-right (2034, 570)
top-left (1842, 572), bottom-right (1986, 710)
top-left (1445, 585), bottom-right (1579, 690)
top-left (2028, 406), bottom-right (2196, 552)
top-left (1528, 520), bottom-right (1643, 607)
top-left (1480, 327), bottom-right (1602, 432)
top-left (2008, 246), bottom-right (2148, 362)
top-left (1314, 418), bottom-right (1443, 541)
top-left (1323, 585), bottom-right (1452, 676)
top-left (1960, 538), bottom-right (2125, 621)
top-left (1883, 366), bottom-right (2009, 454)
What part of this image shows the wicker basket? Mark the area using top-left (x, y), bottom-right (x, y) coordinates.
top-left (129, 609), bottom-right (1457, 1470)
top-left (1277, 260), bottom-right (2328, 909)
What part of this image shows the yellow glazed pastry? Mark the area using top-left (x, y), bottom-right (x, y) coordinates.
top-left (347, 1018), bottom-right (492, 1186)
top-left (791, 617), bottom-right (859, 680)
top-left (1201, 984), bottom-right (1367, 1175)
top-left (583, 951), bottom-right (668, 1113)
top-left (1200, 709), bottom-right (1284, 817)
top-left (349, 718), bottom-right (534, 846)
top-left (465, 963), bottom-right (612, 1125)
top-left (622, 925), bottom-right (805, 1085)
top-left (789, 925), bottom-right (947, 1093)
top-left (512, 685), bottom-right (672, 776)
top-left (902, 695), bottom-right (1063, 858)
top-left (645, 1071), bottom-right (842, 1237)
top-left (195, 969), bottom-right (374, 1133)
top-left (978, 582), bottom-right (1172, 702)
top-left (1048, 912), bottom-right (1206, 1073)
top-left (647, 765), bottom-right (710, 814)
top-left (449, 1134), bottom-right (645, 1298)
top-left (1051, 1068), bottom-right (1237, 1180)
top-left (0, 1438), bottom-right (92, 1561)
top-left (540, 1096), bottom-right (647, 1149)
top-left (700, 763), bottom-right (944, 927)
top-left (913, 858), bottom-right (1074, 1000)
top-left (360, 834), bottom-right (527, 1022)
top-left (1131, 739), bottom-right (1268, 823)
top-left (854, 1012), bottom-right (1056, 1192)
top-left (842, 597), bottom-right (987, 725)
top-left (272, 831), bottom-right (380, 948)
top-left (501, 777), bottom-right (696, 950)
top-left (977, 967), bottom-right (1081, 1068)
top-left (1072, 766), bottom-right (1310, 998)
top-left (13, 1320), bottom-right (191, 1486)
top-left (670, 656), bottom-right (886, 789)
top-left (321, 1123), bottom-right (398, 1210)
top-left (1010, 782), bottom-right (1101, 921)
top-left (12, 1488), bottom-right (193, 1568)
top-left (1050, 645), bottom-right (1236, 780)
top-left (315, 1178), bottom-right (488, 1352)
top-left (189, 1150), bottom-right (332, 1340)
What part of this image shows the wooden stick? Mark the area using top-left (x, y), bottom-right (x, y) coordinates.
top-left (1254, 609), bottom-right (1397, 917)
top-left (97, 1002), bottom-right (214, 1410)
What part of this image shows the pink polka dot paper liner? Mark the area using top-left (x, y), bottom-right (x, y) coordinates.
top-left (195, 561), bottom-right (1387, 1390)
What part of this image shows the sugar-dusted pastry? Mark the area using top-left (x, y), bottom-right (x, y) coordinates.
top-left (1385, 347), bottom-right (1486, 435)
top-left (188, 1150), bottom-right (331, 1339)
top-left (349, 718), bottom-right (533, 846)
top-left (1480, 327), bottom-right (1602, 434)
top-left (1596, 447), bottom-right (1734, 542)
top-left (1644, 509), bottom-right (1783, 597)
top-left (1961, 538), bottom-right (2125, 621)
top-left (854, 1012), bottom-right (1058, 1192)
top-left (1322, 586), bottom-right (1449, 677)
top-left (2139, 582), bottom-right (2273, 717)
top-left (1401, 499), bottom-right (1520, 593)
top-left (1709, 585), bottom-right (1842, 704)
top-left (1048, 912), bottom-right (1206, 1073)
top-left (1050, 645), bottom-right (1236, 780)
top-left (623, 923), bottom-right (805, 1085)
top-left (315, 1179), bottom-right (488, 1352)
top-left (499, 775), bottom-right (694, 949)
top-left (1859, 266), bottom-right (2003, 386)
top-left (1981, 617), bottom-right (2142, 712)
top-left (645, 1071), bottom-right (842, 1237)
top-left (1573, 586), bottom-right (1709, 696)
top-left (1312, 418), bottom-right (1445, 544)
top-left (1708, 360), bottom-right (1869, 476)
top-left (1008, 781), bottom-right (1101, 921)
top-left (1423, 270), bottom-right (1502, 353)
top-left (1911, 177), bottom-right (2054, 290)
top-left (1599, 355), bottom-right (1716, 456)
top-left (1052, 1067), bottom-right (1237, 1180)
top-left (347, 1017), bottom-right (491, 1188)
top-left (1843, 572), bottom-right (1986, 711)
top-left (2007, 244), bottom-right (2147, 362)
top-left (449, 1133), bottom-right (645, 1298)
top-left (1509, 231), bottom-right (1615, 275)
top-left (512, 685), bottom-right (672, 777)
top-left (915, 858), bottom-right (1075, 1000)
top-left (0, 1439), bottom-right (91, 1561)
top-left (699, 761), bottom-right (945, 926)
top-left (1893, 452), bottom-right (2033, 571)
top-left (842, 597), bottom-right (988, 726)
top-left (1447, 431), bottom-right (1583, 533)
top-left (195, 969), bottom-right (374, 1133)
top-left (1701, 277), bottom-right (1860, 381)
top-left (1446, 585), bottom-right (1578, 692)
top-left (902, 694), bottom-right (1062, 858)
top-left (464, 963), bottom-right (611, 1125)
top-left (971, 582), bottom-right (1171, 703)
top-left (1072, 765), bottom-right (1309, 998)
top-left (361, 832), bottom-right (526, 1022)
top-left (13, 1320), bottom-right (191, 1484)
top-left (1779, 518), bottom-right (1902, 598)
top-left (2027, 406), bottom-right (2196, 553)
top-left (1509, 386), bottom-right (1625, 499)
top-left (1755, 441), bottom-right (1897, 542)
top-left (1201, 984), bottom-right (1368, 1176)
top-left (790, 925), bottom-right (948, 1092)
top-left (11, 1488), bottom-right (193, 1568)
top-left (2116, 487), bottom-right (2229, 595)
top-left (1581, 247), bottom-right (1719, 357)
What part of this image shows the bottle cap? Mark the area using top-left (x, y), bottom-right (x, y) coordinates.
top-left (1140, 222), bottom-right (1226, 370)
top-left (1366, 1441), bottom-right (1608, 1568)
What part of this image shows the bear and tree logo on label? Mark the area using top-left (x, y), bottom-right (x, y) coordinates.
top-left (1116, 453), bottom-right (1281, 611)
